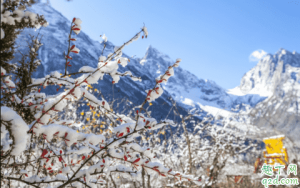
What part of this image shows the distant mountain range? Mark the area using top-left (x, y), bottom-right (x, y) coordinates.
top-left (14, 2), bottom-right (300, 142)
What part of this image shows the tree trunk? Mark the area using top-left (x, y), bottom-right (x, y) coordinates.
top-left (182, 120), bottom-right (193, 174)
top-left (142, 166), bottom-right (146, 188)
top-left (109, 173), bottom-right (117, 188)
top-left (147, 174), bottom-right (151, 188)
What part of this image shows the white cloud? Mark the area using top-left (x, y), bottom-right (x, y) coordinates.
top-left (249, 49), bottom-right (267, 62)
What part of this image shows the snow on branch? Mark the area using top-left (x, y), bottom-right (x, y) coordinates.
top-left (0, 11), bottom-right (205, 187)
top-left (1, 106), bottom-right (29, 155)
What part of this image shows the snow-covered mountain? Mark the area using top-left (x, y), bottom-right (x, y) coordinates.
top-left (15, 3), bottom-right (255, 118)
top-left (230, 49), bottom-right (300, 96)
top-left (222, 49), bottom-right (300, 147)
top-left (139, 45), bottom-right (266, 117)
top-left (242, 49), bottom-right (300, 144)
top-left (14, 3), bottom-right (197, 123)
top-left (14, 3), bottom-right (299, 142)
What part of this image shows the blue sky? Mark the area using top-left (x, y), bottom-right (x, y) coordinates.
top-left (50, 0), bottom-right (300, 89)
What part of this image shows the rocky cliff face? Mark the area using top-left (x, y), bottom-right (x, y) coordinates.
top-left (239, 49), bottom-right (300, 96)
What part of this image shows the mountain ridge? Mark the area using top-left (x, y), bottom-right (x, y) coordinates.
top-left (235, 48), bottom-right (300, 96)
top-left (14, 3), bottom-right (300, 139)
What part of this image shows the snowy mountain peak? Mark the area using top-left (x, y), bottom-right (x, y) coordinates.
top-left (141, 45), bottom-right (173, 68)
top-left (238, 49), bottom-right (300, 96)
top-left (145, 45), bottom-right (160, 56)
top-left (146, 45), bottom-right (167, 56)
